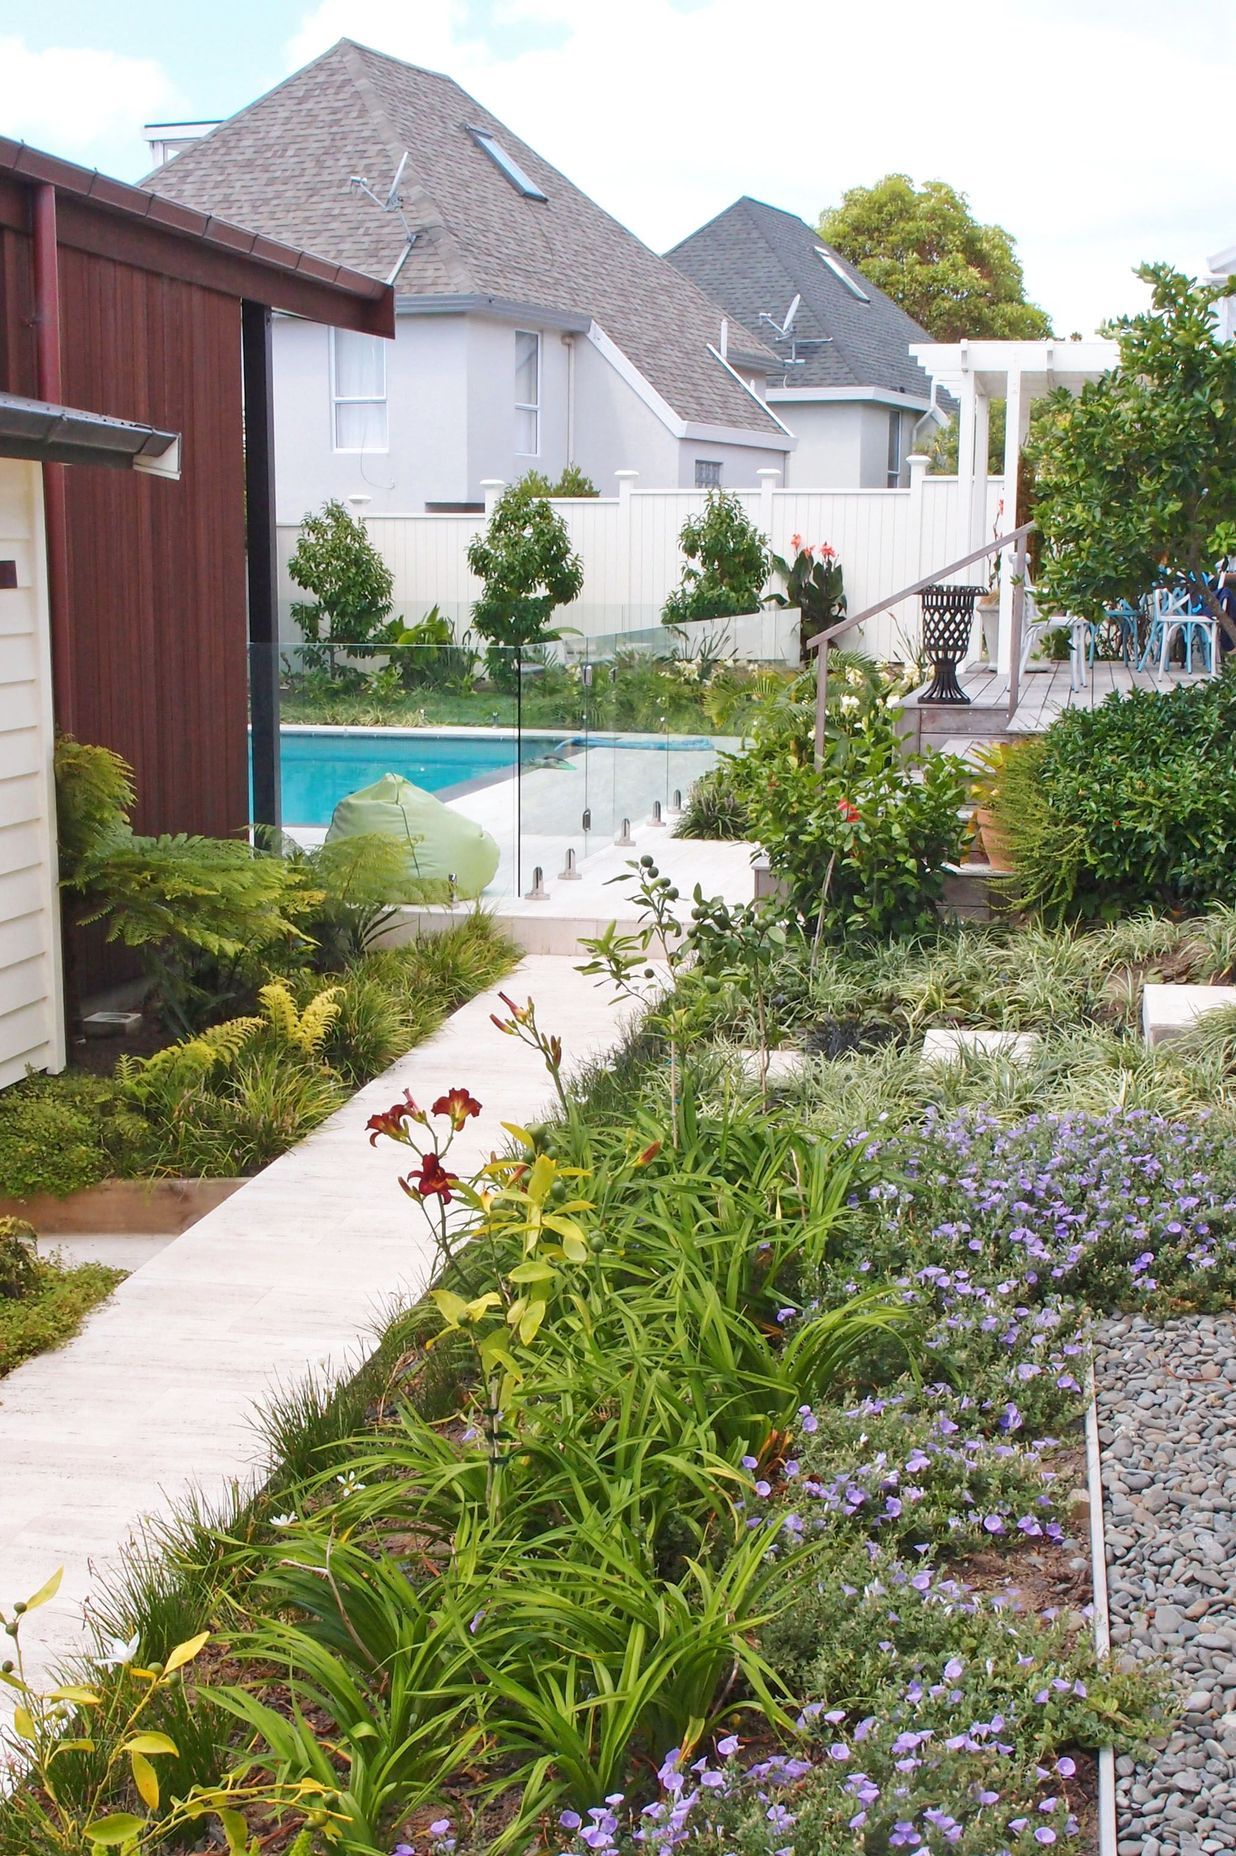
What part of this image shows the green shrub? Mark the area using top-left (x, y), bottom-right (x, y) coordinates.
top-left (730, 685), bottom-right (968, 940)
top-left (661, 489), bottom-right (768, 626)
top-left (0, 1257), bottom-right (123, 1376)
top-left (0, 1217), bottom-right (38, 1298)
top-left (993, 671), bottom-right (1236, 920)
top-left (0, 1072), bottom-right (141, 1198)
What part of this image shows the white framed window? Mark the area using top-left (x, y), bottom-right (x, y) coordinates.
top-left (694, 459), bottom-right (722, 487)
top-left (515, 330), bottom-right (540, 455)
top-left (886, 410), bottom-right (903, 488)
top-left (331, 329), bottom-right (388, 452)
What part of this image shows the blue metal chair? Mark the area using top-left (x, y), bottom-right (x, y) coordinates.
top-left (1137, 587), bottom-right (1217, 675)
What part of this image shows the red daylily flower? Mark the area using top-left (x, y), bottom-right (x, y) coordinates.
top-left (366, 1090), bottom-right (427, 1145)
top-left (400, 1152), bottom-right (459, 1203)
top-left (432, 1086), bottom-right (482, 1129)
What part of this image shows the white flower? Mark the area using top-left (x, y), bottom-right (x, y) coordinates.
top-left (840, 694), bottom-right (860, 714)
top-left (97, 1631), bottom-right (140, 1669)
top-left (844, 667), bottom-right (865, 688)
top-left (335, 1471), bottom-right (367, 1494)
top-left (269, 1512), bottom-right (297, 1530)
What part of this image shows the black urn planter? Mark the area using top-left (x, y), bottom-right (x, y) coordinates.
top-left (918, 583), bottom-right (987, 704)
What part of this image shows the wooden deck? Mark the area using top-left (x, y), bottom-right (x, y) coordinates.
top-left (900, 657), bottom-right (1213, 752)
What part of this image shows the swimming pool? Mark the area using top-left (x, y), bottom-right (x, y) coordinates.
top-left (275, 729), bottom-right (560, 826)
top-left (271, 726), bottom-right (721, 833)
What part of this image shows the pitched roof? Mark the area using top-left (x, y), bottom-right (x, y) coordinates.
top-left (666, 197), bottom-right (935, 402)
top-left (142, 41), bottom-right (784, 437)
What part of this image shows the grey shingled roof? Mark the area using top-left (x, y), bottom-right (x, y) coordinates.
top-left (143, 41), bottom-right (784, 436)
top-left (666, 197), bottom-right (935, 400)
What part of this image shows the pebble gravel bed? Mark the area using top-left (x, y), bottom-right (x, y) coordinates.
top-left (1096, 1312), bottom-right (1236, 1855)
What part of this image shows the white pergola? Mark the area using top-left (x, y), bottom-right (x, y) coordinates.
top-left (909, 338), bottom-right (1118, 672)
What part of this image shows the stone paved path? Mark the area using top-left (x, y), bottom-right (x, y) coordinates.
top-left (0, 956), bottom-right (650, 1707)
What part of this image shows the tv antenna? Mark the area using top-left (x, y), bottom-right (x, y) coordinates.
top-left (348, 150), bottom-right (419, 284)
top-left (759, 293), bottom-right (801, 341)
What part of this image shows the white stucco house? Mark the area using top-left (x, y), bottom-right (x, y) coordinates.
top-left (666, 198), bottom-right (941, 489)
top-left (1207, 243), bottom-right (1236, 341)
top-left (142, 40), bottom-right (793, 520)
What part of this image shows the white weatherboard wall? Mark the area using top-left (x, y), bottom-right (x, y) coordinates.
top-left (0, 459), bottom-right (64, 1091)
top-left (276, 466), bottom-right (1005, 660)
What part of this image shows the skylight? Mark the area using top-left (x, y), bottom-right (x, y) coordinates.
top-left (469, 127), bottom-right (547, 201)
top-left (815, 247), bottom-right (869, 302)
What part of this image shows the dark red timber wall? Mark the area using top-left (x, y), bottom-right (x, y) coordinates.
top-left (0, 188), bottom-right (248, 842)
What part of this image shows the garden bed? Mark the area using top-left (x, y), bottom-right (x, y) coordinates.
top-left (0, 1251), bottom-right (123, 1379)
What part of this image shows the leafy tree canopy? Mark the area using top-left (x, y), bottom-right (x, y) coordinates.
top-left (819, 175), bottom-right (1052, 341)
top-left (661, 490), bottom-right (769, 627)
top-left (288, 500), bottom-right (395, 660)
top-left (1031, 263), bottom-right (1236, 639)
top-left (466, 481), bottom-right (584, 679)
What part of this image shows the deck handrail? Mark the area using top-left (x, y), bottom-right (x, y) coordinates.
top-left (812, 521), bottom-right (1037, 761)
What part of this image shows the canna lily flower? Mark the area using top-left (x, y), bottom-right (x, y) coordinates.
top-left (366, 1090), bottom-right (427, 1144)
top-left (431, 1087), bottom-right (482, 1129)
top-left (400, 1153), bottom-right (459, 1203)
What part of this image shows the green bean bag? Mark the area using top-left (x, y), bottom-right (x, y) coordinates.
top-left (325, 772), bottom-right (500, 902)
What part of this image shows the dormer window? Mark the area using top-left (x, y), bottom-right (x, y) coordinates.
top-left (815, 247), bottom-right (869, 302)
top-left (468, 127), bottom-right (547, 201)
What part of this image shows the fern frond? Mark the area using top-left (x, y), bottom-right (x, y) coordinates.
top-left (257, 981), bottom-right (341, 1057)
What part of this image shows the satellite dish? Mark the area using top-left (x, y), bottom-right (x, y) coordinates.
top-left (759, 293), bottom-right (802, 341)
top-left (347, 152), bottom-right (418, 284)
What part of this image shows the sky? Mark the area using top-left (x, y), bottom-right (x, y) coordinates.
top-left (2, 0), bottom-right (1234, 338)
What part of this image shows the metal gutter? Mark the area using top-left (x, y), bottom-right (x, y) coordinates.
top-left (0, 393), bottom-right (181, 476)
top-left (393, 292), bottom-right (591, 332)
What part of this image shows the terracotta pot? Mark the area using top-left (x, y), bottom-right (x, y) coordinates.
top-left (973, 807), bottom-right (1013, 872)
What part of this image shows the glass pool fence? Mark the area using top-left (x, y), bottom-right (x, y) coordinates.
top-left (250, 621), bottom-right (799, 901)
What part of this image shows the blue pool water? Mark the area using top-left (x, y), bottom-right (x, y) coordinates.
top-left (275, 730), bottom-right (557, 826)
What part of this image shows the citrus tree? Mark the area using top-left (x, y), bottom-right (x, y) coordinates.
top-left (287, 500), bottom-right (395, 671)
top-left (1031, 263), bottom-right (1236, 640)
top-left (466, 481), bottom-right (584, 683)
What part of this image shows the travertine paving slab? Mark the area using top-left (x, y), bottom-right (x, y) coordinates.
top-left (921, 1027), bottom-right (1039, 1064)
top-left (0, 956), bottom-right (649, 1704)
top-left (1141, 983), bottom-right (1236, 1048)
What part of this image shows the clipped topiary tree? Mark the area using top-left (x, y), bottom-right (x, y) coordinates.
top-left (466, 481), bottom-right (584, 684)
top-left (662, 489), bottom-right (769, 627)
top-left (288, 499), bottom-right (396, 673)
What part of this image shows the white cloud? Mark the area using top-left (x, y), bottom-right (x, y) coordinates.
top-left (0, 36), bottom-right (182, 171)
top-left (286, 0), bottom-right (1233, 335)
